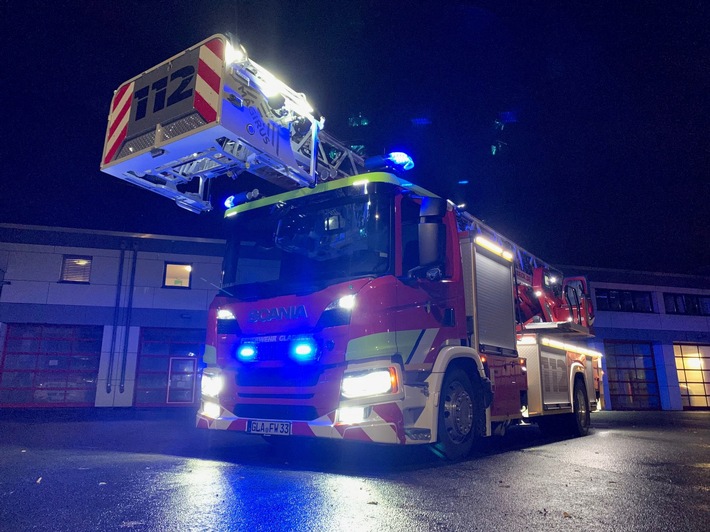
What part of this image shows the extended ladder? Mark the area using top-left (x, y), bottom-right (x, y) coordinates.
top-left (101, 35), bottom-right (364, 213)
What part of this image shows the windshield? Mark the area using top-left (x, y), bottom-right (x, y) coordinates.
top-left (222, 184), bottom-right (393, 299)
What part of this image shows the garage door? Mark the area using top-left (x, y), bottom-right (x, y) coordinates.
top-left (0, 324), bottom-right (102, 407)
top-left (675, 344), bottom-right (710, 410)
top-left (604, 340), bottom-right (660, 410)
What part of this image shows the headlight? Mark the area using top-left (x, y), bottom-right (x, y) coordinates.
top-left (317, 295), bottom-right (355, 329)
top-left (341, 367), bottom-right (398, 399)
top-left (217, 309), bottom-right (235, 320)
top-left (201, 401), bottom-right (222, 419)
top-left (201, 373), bottom-right (224, 397)
top-left (217, 308), bottom-right (240, 334)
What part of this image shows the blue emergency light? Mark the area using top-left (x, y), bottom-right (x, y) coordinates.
top-left (237, 344), bottom-right (257, 362)
top-left (364, 151), bottom-right (415, 173)
top-left (224, 188), bottom-right (260, 209)
top-left (290, 338), bottom-right (317, 363)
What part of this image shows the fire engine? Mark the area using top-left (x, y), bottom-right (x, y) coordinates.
top-left (101, 34), bottom-right (602, 459)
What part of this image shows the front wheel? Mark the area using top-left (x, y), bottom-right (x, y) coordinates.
top-left (434, 368), bottom-right (483, 460)
top-left (569, 378), bottom-right (591, 436)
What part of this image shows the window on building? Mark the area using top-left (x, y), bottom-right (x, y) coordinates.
top-left (595, 289), bottom-right (654, 313)
top-left (674, 344), bottom-right (710, 409)
top-left (664, 293), bottom-right (710, 316)
top-left (163, 263), bottom-right (192, 289)
top-left (60, 256), bottom-right (92, 283)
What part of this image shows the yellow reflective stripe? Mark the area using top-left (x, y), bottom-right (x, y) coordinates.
top-left (345, 332), bottom-right (398, 361)
top-left (224, 172), bottom-right (438, 217)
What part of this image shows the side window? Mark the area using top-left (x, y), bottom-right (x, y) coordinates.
top-left (164, 263), bottom-right (192, 289)
top-left (60, 255), bottom-right (92, 283)
top-left (400, 197), bottom-right (420, 274)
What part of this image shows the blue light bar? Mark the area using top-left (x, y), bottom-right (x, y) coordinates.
top-left (364, 152), bottom-right (415, 173)
top-left (386, 152), bottom-right (415, 171)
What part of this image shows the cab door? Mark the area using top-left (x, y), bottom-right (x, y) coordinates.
top-left (395, 195), bottom-right (462, 366)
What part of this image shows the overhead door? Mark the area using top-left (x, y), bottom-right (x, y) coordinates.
top-left (675, 344), bottom-right (710, 410)
top-left (0, 324), bottom-right (102, 407)
top-left (604, 340), bottom-right (660, 410)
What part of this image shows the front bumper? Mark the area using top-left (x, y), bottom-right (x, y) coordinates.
top-left (196, 401), bottom-right (411, 445)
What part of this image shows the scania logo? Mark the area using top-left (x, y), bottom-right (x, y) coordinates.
top-left (248, 305), bottom-right (308, 323)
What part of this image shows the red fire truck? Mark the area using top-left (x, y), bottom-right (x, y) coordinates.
top-left (101, 35), bottom-right (601, 459)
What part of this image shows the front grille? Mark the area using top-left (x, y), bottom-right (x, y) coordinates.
top-left (236, 366), bottom-right (322, 387)
top-left (235, 404), bottom-right (318, 421)
top-left (242, 339), bottom-right (321, 362)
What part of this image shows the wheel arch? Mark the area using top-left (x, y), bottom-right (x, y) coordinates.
top-left (428, 346), bottom-right (491, 445)
top-left (569, 362), bottom-right (589, 404)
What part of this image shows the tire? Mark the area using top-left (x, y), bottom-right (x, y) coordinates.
top-left (569, 378), bottom-right (591, 437)
top-left (434, 368), bottom-right (483, 460)
top-left (537, 379), bottom-right (590, 438)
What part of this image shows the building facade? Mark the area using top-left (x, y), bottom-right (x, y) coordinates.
top-left (1, 224), bottom-right (709, 411)
top-left (568, 267), bottom-right (710, 411)
top-left (0, 224), bottom-right (223, 408)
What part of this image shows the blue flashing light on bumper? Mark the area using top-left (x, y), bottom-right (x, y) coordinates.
top-left (290, 339), bottom-right (317, 363)
top-left (237, 344), bottom-right (257, 362)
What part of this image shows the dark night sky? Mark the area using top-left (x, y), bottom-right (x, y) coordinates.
top-left (1, 1), bottom-right (708, 274)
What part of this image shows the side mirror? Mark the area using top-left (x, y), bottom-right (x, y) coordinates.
top-left (414, 196), bottom-right (447, 278)
top-left (418, 222), bottom-right (445, 267)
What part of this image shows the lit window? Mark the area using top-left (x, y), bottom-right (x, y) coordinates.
top-left (61, 256), bottom-right (92, 283)
top-left (164, 263), bottom-right (192, 289)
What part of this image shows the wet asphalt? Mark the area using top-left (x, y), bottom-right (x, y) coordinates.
top-left (0, 409), bottom-right (708, 531)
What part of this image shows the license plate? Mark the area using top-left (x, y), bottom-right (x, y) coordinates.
top-left (247, 419), bottom-right (292, 436)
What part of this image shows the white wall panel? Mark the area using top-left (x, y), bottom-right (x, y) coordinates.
top-left (6, 251), bottom-right (61, 282)
top-left (1, 280), bottom-right (50, 304)
top-left (48, 283), bottom-right (116, 307)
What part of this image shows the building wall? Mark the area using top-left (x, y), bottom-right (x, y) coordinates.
top-left (0, 225), bottom-right (224, 408)
top-left (3, 225), bottom-right (709, 412)
top-left (580, 271), bottom-right (710, 411)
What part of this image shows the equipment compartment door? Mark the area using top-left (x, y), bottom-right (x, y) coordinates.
top-left (540, 348), bottom-right (571, 409)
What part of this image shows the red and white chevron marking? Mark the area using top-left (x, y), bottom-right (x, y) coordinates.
top-left (199, 402), bottom-right (407, 444)
top-left (102, 81), bottom-right (134, 165)
top-left (193, 38), bottom-right (224, 123)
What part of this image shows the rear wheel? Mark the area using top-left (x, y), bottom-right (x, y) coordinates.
top-left (434, 368), bottom-right (483, 460)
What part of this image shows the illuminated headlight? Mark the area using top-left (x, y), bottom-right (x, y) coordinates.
top-left (217, 309), bottom-right (236, 320)
top-left (338, 406), bottom-right (370, 424)
top-left (341, 368), bottom-right (398, 399)
top-left (217, 308), bottom-right (240, 335)
top-left (237, 344), bottom-right (257, 362)
top-left (335, 294), bottom-right (355, 310)
top-left (201, 401), bottom-right (221, 419)
top-left (290, 338), bottom-right (317, 363)
top-left (317, 295), bottom-right (355, 329)
top-left (201, 373), bottom-right (224, 397)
